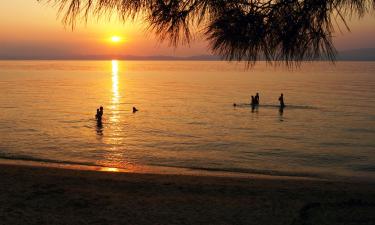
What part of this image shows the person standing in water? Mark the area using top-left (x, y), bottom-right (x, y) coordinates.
top-left (278, 94), bottom-right (285, 108)
top-left (99, 106), bottom-right (103, 116)
top-left (250, 96), bottom-right (256, 106)
top-left (95, 108), bottom-right (101, 120)
top-left (255, 93), bottom-right (260, 105)
top-left (95, 106), bottom-right (104, 121)
top-left (250, 95), bottom-right (257, 112)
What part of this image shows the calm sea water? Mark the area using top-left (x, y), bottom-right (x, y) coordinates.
top-left (0, 60), bottom-right (374, 179)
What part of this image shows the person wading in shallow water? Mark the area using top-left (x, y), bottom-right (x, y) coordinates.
top-left (95, 109), bottom-right (100, 119)
top-left (279, 94), bottom-right (285, 108)
top-left (250, 96), bottom-right (256, 106)
top-left (95, 106), bottom-right (104, 121)
top-left (255, 93), bottom-right (260, 105)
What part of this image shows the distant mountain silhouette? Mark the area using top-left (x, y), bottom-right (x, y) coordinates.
top-left (64, 54), bottom-right (222, 60)
top-left (0, 54), bottom-right (221, 61)
top-left (337, 48), bottom-right (375, 61)
top-left (0, 48), bottom-right (374, 61)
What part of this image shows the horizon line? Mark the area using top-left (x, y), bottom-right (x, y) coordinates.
top-left (1, 48), bottom-right (374, 61)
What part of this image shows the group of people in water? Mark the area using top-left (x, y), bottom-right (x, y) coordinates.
top-left (95, 106), bottom-right (139, 123)
top-left (96, 93), bottom-right (285, 123)
top-left (249, 92), bottom-right (285, 115)
top-left (249, 92), bottom-right (285, 108)
top-left (250, 93), bottom-right (260, 106)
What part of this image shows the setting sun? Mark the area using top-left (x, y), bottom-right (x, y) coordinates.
top-left (110, 36), bottom-right (122, 43)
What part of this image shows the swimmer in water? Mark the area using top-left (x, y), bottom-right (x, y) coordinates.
top-left (278, 93), bottom-right (285, 108)
top-left (255, 93), bottom-right (260, 105)
top-left (95, 106), bottom-right (104, 121)
top-left (95, 108), bottom-right (100, 120)
top-left (250, 96), bottom-right (256, 106)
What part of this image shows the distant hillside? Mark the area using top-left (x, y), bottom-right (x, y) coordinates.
top-left (0, 54), bottom-right (221, 61)
top-left (80, 54), bottom-right (222, 61)
top-left (1, 48), bottom-right (374, 61)
top-left (337, 48), bottom-right (375, 61)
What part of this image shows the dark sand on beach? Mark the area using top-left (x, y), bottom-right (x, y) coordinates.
top-left (1, 164), bottom-right (375, 225)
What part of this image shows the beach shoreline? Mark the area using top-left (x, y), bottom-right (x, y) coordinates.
top-left (1, 162), bottom-right (375, 225)
top-left (4, 158), bottom-right (374, 184)
top-left (1, 158), bottom-right (374, 183)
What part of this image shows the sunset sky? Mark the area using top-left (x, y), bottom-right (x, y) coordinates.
top-left (0, 0), bottom-right (374, 58)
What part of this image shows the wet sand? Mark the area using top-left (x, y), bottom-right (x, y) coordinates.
top-left (1, 163), bottom-right (375, 225)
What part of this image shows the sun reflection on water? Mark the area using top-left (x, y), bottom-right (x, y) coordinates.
top-left (111, 60), bottom-right (120, 123)
top-left (112, 60), bottom-right (120, 105)
top-left (101, 60), bottom-right (125, 167)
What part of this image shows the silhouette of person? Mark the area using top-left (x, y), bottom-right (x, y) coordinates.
top-left (94, 106), bottom-right (104, 136)
top-left (99, 106), bottom-right (104, 116)
top-left (95, 108), bottom-right (101, 120)
top-left (250, 96), bottom-right (256, 106)
top-left (279, 93), bottom-right (285, 108)
top-left (255, 93), bottom-right (260, 105)
top-left (132, 106), bottom-right (138, 113)
top-left (250, 96), bottom-right (257, 112)
top-left (96, 106), bottom-right (104, 122)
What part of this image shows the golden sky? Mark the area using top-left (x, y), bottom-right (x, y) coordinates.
top-left (0, 0), bottom-right (374, 58)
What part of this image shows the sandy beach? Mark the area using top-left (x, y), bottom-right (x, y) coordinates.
top-left (0, 163), bottom-right (374, 225)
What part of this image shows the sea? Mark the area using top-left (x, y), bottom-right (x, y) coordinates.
top-left (0, 60), bottom-right (374, 180)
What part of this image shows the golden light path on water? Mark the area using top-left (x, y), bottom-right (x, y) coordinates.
top-left (111, 60), bottom-right (120, 123)
top-left (106, 61), bottom-right (142, 173)
top-left (100, 59), bottom-right (128, 172)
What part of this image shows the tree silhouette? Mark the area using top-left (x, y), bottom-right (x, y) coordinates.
top-left (40, 0), bottom-right (374, 65)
